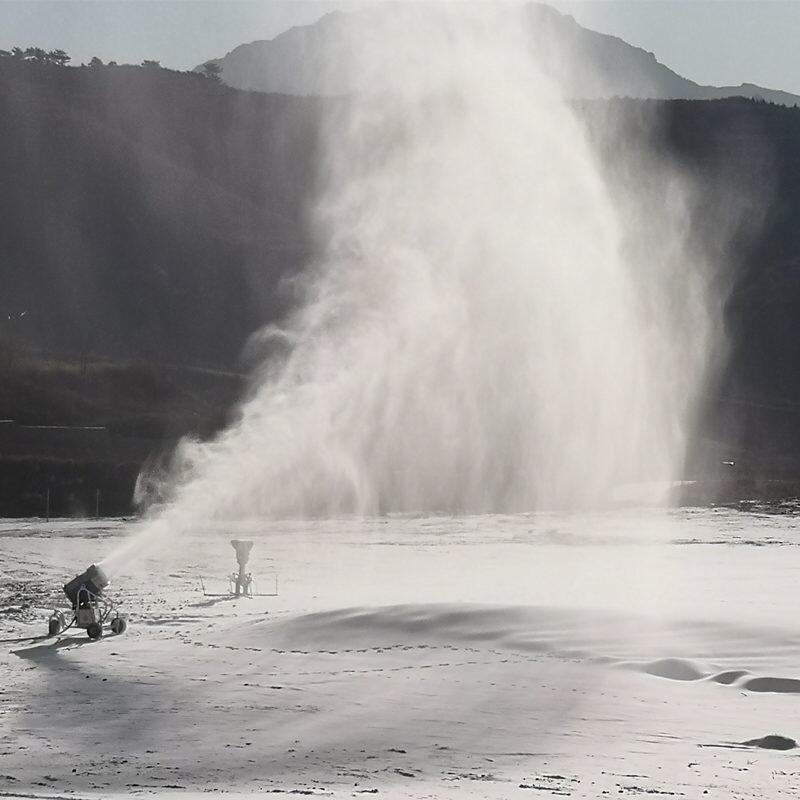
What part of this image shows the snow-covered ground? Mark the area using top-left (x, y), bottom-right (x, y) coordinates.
top-left (2, 508), bottom-right (799, 798)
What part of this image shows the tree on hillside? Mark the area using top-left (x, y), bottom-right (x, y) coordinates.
top-left (89, 56), bottom-right (104, 68)
top-left (0, 47), bottom-right (70, 65)
top-left (201, 61), bottom-right (222, 83)
top-left (48, 49), bottom-right (70, 66)
top-left (24, 47), bottom-right (48, 62)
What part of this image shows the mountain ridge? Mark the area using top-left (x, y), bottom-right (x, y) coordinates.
top-left (198, 2), bottom-right (800, 106)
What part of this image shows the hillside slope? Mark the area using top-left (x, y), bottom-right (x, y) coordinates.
top-left (0, 59), bottom-right (320, 367)
top-left (2, 59), bottom-right (800, 510)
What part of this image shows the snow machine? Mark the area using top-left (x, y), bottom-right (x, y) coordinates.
top-left (199, 539), bottom-right (278, 598)
top-left (47, 563), bottom-right (127, 640)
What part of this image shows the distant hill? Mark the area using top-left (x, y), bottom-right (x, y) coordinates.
top-left (201, 3), bottom-right (800, 106)
top-left (3, 57), bottom-right (800, 499)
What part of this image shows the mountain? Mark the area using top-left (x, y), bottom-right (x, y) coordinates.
top-left (201, 3), bottom-right (800, 106)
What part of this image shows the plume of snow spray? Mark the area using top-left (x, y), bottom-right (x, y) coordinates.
top-left (102, 3), bottom-right (724, 573)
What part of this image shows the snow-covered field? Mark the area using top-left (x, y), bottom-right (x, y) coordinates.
top-left (2, 508), bottom-right (799, 799)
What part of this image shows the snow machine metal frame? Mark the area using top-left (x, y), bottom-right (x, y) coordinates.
top-left (47, 564), bottom-right (127, 640)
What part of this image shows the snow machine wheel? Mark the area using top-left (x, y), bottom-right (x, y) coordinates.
top-left (48, 618), bottom-right (62, 637)
top-left (110, 617), bottom-right (127, 635)
top-left (87, 622), bottom-right (103, 640)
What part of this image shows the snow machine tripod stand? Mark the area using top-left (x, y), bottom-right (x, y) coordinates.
top-left (200, 539), bottom-right (278, 598)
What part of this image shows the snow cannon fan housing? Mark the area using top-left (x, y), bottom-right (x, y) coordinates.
top-left (64, 563), bottom-right (109, 606)
top-left (51, 562), bottom-right (125, 640)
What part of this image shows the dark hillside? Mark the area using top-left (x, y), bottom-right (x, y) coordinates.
top-left (663, 100), bottom-right (800, 469)
top-left (0, 59), bottom-right (321, 366)
top-left (2, 60), bottom-right (800, 512)
top-left (0, 352), bottom-right (244, 516)
top-left (0, 59), bottom-right (320, 515)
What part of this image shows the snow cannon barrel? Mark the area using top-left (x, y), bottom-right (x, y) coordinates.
top-left (63, 563), bottom-right (109, 606)
top-left (231, 539), bottom-right (254, 568)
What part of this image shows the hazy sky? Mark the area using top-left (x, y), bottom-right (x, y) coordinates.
top-left (1, 1), bottom-right (798, 94)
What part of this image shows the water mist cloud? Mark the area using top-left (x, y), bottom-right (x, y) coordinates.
top-left (104, 3), bottom-right (729, 571)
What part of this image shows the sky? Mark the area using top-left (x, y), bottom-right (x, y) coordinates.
top-left (0, 1), bottom-right (798, 94)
